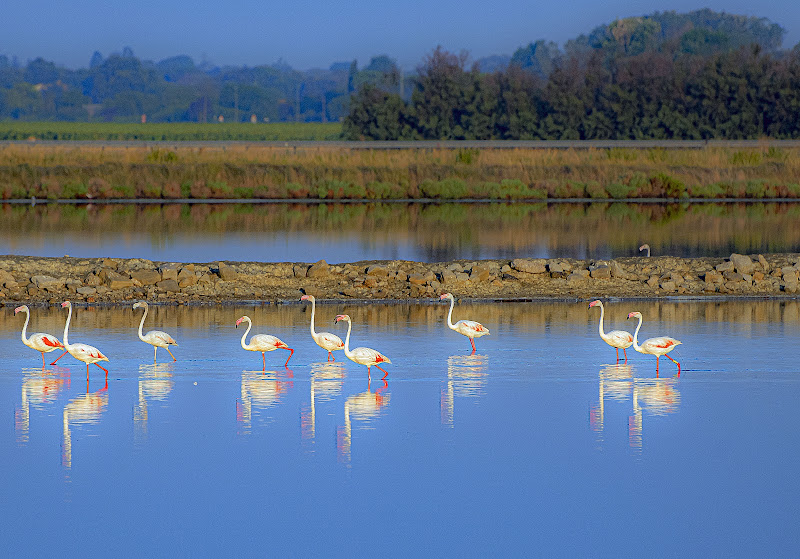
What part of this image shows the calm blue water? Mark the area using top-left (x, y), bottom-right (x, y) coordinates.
top-left (1, 301), bottom-right (798, 557)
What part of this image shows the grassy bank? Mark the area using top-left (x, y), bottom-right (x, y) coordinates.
top-left (1, 142), bottom-right (800, 200)
top-left (0, 122), bottom-right (342, 141)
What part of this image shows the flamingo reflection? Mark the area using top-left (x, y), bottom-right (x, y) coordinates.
top-left (441, 354), bottom-right (488, 427)
top-left (16, 367), bottom-right (71, 444)
top-left (337, 379), bottom-right (390, 465)
top-left (301, 361), bottom-right (346, 444)
top-left (134, 363), bottom-right (175, 442)
top-left (590, 363), bottom-right (680, 450)
top-left (236, 370), bottom-right (294, 435)
top-left (62, 379), bottom-right (109, 468)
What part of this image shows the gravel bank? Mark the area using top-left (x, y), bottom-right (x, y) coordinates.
top-left (1, 253), bottom-right (799, 306)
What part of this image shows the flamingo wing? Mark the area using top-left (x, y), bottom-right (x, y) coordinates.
top-left (350, 347), bottom-right (391, 366)
top-left (144, 330), bottom-right (178, 346)
top-left (642, 337), bottom-right (681, 354)
top-left (605, 329), bottom-right (634, 349)
top-left (249, 334), bottom-right (286, 352)
top-left (70, 343), bottom-right (109, 363)
top-left (315, 331), bottom-right (344, 351)
top-left (28, 333), bottom-right (64, 352)
top-left (454, 320), bottom-right (490, 338)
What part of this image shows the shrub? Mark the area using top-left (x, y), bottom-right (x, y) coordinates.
top-left (730, 150), bottom-right (762, 165)
top-left (498, 179), bottom-right (529, 199)
top-left (62, 181), bottom-right (88, 199)
top-left (605, 182), bottom-right (635, 199)
top-left (455, 148), bottom-right (480, 164)
top-left (585, 181), bottom-right (609, 199)
top-left (419, 179), bottom-right (468, 199)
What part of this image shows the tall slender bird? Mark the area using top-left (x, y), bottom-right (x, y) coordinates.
top-left (236, 315), bottom-right (293, 369)
top-left (628, 311), bottom-right (682, 375)
top-left (133, 301), bottom-right (178, 362)
top-left (334, 314), bottom-right (391, 380)
top-left (14, 304), bottom-right (65, 367)
top-left (439, 293), bottom-right (490, 353)
top-left (588, 300), bottom-right (633, 362)
top-left (59, 301), bottom-right (109, 379)
top-left (301, 295), bottom-right (344, 361)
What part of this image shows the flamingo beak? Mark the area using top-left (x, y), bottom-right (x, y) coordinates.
top-left (61, 301), bottom-right (69, 308)
top-left (14, 306), bottom-right (22, 314)
top-left (300, 295), bottom-right (309, 301)
top-left (235, 318), bottom-right (243, 327)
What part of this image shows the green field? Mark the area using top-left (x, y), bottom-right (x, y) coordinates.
top-left (0, 121), bottom-right (343, 141)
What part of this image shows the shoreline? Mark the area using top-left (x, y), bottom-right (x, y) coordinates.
top-left (2, 253), bottom-right (799, 306)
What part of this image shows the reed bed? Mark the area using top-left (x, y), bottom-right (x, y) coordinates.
top-left (1, 143), bottom-right (800, 200)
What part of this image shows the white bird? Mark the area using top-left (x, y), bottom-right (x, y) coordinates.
top-left (627, 311), bottom-right (682, 375)
top-left (301, 294), bottom-right (344, 361)
top-left (439, 293), bottom-right (490, 353)
top-left (14, 304), bottom-right (66, 367)
top-left (133, 301), bottom-right (178, 362)
top-left (639, 244), bottom-right (651, 257)
top-left (588, 300), bottom-right (633, 362)
top-left (236, 315), bottom-right (293, 369)
top-left (334, 314), bottom-right (391, 380)
top-left (59, 301), bottom-right (109, 379)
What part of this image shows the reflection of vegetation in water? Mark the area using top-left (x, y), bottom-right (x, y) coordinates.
top-left (3, 201), bottom-right (800, 258)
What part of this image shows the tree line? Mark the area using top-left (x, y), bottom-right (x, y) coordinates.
top-left (343, 10), bottom-right (800, 140)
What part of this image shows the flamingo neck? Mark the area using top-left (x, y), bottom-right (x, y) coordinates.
top-left (446, 296), bottom-right (456, 330)
top-left (240, 319), bottom-right (252, 350)
top-left (308, 299), bottom-right (317, 337)
top-left (63, 304), bottom-right (72, 349)
top-left (20, 308), bottom-right (30, 344)
top-left (631, 316), bottom-right (643, 352)
top-left (596, 303), bottom-right (606, 338)
top-left (137, 305), bottom-right (148, 341)
top-left (342, 318), bottom-right (353, 358)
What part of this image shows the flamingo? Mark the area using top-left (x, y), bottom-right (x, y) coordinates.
top-left (439, 293), bottom-right (490, 353)
top-left (14, 305), bottom-right (66, 366)
top-left (133, 301), bottom-right (178, 362)
top-left (301, 294), bottom-right (344, 361)
top-left (639, 244), bottom-right (651, 257)
top-left (58, 301), bottom-right (109, 379)
top-left (627, 311), bottom-right (682, 375)
top-left (235, 315), bottom-right (294, 369)
top-left (334, 314), bottom-right (391, 380)
top-left (588, 300), bottom-right (633, 362)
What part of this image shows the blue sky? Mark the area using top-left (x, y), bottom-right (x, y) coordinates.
top-left (3, 1), bottom-right (799, 70)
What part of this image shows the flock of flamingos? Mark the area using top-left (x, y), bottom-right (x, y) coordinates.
top-left (13, 293), bottom-right (683, 378)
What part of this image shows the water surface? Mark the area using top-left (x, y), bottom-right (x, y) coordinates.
top-left (3, 201), bottom-right (800, 262)
top-left (1, 300), bottom-right (798, 556)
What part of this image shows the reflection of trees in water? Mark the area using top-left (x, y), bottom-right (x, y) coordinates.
top-left (441, 354), bottom-right (488, 427)
top-left (590, 364), bottom-right (680, 450)
top-left (5, 201), bottom-right (800, 258)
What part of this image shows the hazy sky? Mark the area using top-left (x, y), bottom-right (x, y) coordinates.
top-left (3, 1), bottom-right (799, 70)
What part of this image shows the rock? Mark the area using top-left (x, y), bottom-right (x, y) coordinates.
top-left (500, 264), bottom-right (511, 273)
top-left (160, 264), bottom-right (180, 281)
top-left (178, 275), bottom-right (197, 288)
top-left (715, 260), bottom-right (735, 272)
top-left (511, 258), bottom-right (547, 274)
top-left (730, 253), bottom-right (755, 275)
top-left (753, 271), bottom-right (765, 282)
top-left (566, 272), bottom-right (587, 283)
top-left (548, 260), bottom-right (571, 274)
top-left (470, 266), bottom-right (490, 282)
top-left (781, 267), bottom-right (798, 280)
top-left (130, 269), bottom-right (162, 286)
top-left (218, 264), bottom-right (239, 281)
top-left (440, 270), bottom-right (457, 284)
top-left (647, 275), bottom-right (659, 288)
top-left (108, 277), bottom-right (134, 290)
top-left (757, 254), bottom-right (769, 272)
top-left (723, 271), bottom-right (743, 282)
top-left (76, 286), bottom-right (97, 296)
top-left (85, 273), bottom-right (102, 286)
top-left (364, 276), bottom-right (378, 288)
top-left (307, 260), bottom-right (330, 278)
top-left (156, 279), bottom-right (180, 292)
top-left (704, 271), bottom-right (724, 284)
top-left (293, 264), bottom-right (309, 278)
top-left (31, 275), bottom-right (65, 290)
top-left (660, 281), bottom-right (677, 292)
top-left (590, 265), bottom-right (611, 279)
top-left (455, 272), bottom-right (470, 282)
top-left (366, 265), bottom-right (389, 277)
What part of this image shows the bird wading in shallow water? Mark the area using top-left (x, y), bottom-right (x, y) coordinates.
top-left (57, 301), bottom-right (109, 379)
top-left (588, 300), bottom-right (633, 362)
top-left (236, 315), bottom-right (294, 369)
top-left (627, 311), bottom-right (682, 376)
top-left (14, 305), bottom-right (66, 367)
top-left (334, 314), bottom-right (391, 380)
top-left (301, 294), bottom-right (344, 361)
top-left (133, 301), bottom-right (178, 362)
top-left (439, 293), bottom-right (490, 354)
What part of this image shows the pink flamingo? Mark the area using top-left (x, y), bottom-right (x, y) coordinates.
top-left (588, 300), bottom-right (633, 362)
top-left (301, 295), bottom-right (344, 361)
top-left (133, 301), bottom-right (178, 362)
top-left (439, 293), bottom-right (490, 353)
top-left (236, 315), bottom-right (293, 369)
top-left (334, 314), bottom-right (391, 380)
top-left (627, 311), bottom-right (682, 376)
top-left (58, 301), bottom-right (109, 379)
top-left (14, 304), bottom-right (66, 367)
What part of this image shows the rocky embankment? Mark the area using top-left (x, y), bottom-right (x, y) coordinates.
top-left (1, 253), bottom-right (800, 306)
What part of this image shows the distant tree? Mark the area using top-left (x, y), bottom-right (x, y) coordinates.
top-left (89, 51), bottom-right (104, 68)
top-left (342, 84), bottom-right (414, 140)
top-left (24, 58), bottom-right (59, 85)
top-left (510, 40), bottom-right (560, 78)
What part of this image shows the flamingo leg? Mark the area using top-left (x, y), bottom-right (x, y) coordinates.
top-left (375, 365), bottom-right (389, 380)
top-left (50, 350), bottom-right (68, 365)
top-left (154, 345), bottom-right (158, 362)
top-left (284, 348), bottom-right (294, 367)
top-left (469, 338), bottom-right (476, 354)
top-left (655, 356), bottom-right (660, 378)
top-left (41, 352), bottom-right (46, 368)
top-left (615, 348), bottom-right (620, 363)
top-left (95, 363), bottom-right (109, 377)
top-left (366, 366), bottom-right (371, 380)
top-left (623, 347), bottom-right (628, 362)
top-left (262, 352), bottom-right (266, 371)
top-left (166, 347), bottom-right (176, 361)
top-left (665, 354), bottom-right (681, 376)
